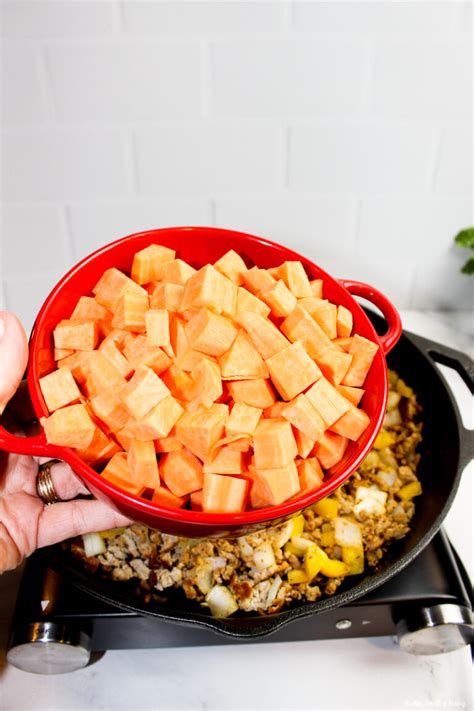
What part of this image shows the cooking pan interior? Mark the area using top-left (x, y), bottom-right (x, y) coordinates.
top-left (44, 311), bottom-right (466, 636)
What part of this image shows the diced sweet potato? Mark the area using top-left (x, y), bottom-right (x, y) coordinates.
top-left (336, 305), bottom-right (353, 337)
top-left (306, 300), bottom-right (337, 339)
top-left (93, 267), bottom-right (148, 310)
top-left (342, 334), bottom-right (379, 387)
top-left (218, 329), bottom-right (268, 380)
top-left (190, 489), bottom-right (203, 510)
top-left (281, 305), bottom-right (334, 359)
top-left (133, 395), bottom-right (184, 440)
top-left (111, 290), bottom-right (149, 333)
top-left (203, 446), bottom-right (244, 475)
top-left (57, 351), bottom-right (93, 386)
top-left (90, 387), bottom-right (130, 432)
top-left (174, 349), bottom-right (216, 373)
top-left (75, 426), bottom-right (121, 466)
top-left (235, 286), bottom-right (271, 318)
top-left (54, 348), bottom-right (75, 361)
top-left (154, 433), bottom-right (184, 453)
top-left (175, 403), bottom-right (228, 462)
top-left (278, 261), bottom-right (312, 298)
top-left (249, 461), bottom-right (300, 506)
top-left (214, 249), bottom-right (248, 285)
top-left (161, 364), bottom-right (194, 401)
top-left (316, 349), bottom-right (353, 386)
top-left (236, 311), bottom-right (290, 359)
top-left (185, 308), bottom-right (238, 357)
top-left (99, 340), bottom-right (134, 379)
top-left (336, 384), bottom-right (365, 406)
top-left (160, 258), bottom-right (197, 285)
top-left (70, 296), bottom-right (109, 321)
top-left (119, 365), bottom-right (170, 420)
top-left (127, 440), bottom-right (160, 488)
top-left (160, 448), bottom-right (204, 497)
top-left (212, 433), bottom-right (252, 453)
top-left (305, 377), bottom-right (351, 428)
top-left (312, 431), bottom-right (349, 469)
top-left (101, 453), bottom-right (142, 495)
top-left (181, 264), bottom-right (227, 314)
top-left (39, 367), bottom-right (81, 413)
top-left (242, 267), bottom-right (276, 295)
top-left (263, 401), bottom-right (287, 418)
top-left (333, 337), bottom-right (353, 352)
top-left (189, 359), bottom-right (223, 409)
top-left (227, 378), bottom-right (276, 409)
top-left (260, 280), bottom-right (297, 318)
top-left (151, 486), bottom-right (187, 508)
top-left (146, 309), bottom-right (170, 349)
top-left (150, 283), bottom-right (184, 312)
top-left (53, 319), bottom-right (98, 351)
top-left (226, 403), bottom-right (262, 436)
top-left (131, 244), bottom-right (176, 285)
top-left (266, 341), bottom-right (321, 401)
top-left (293, 428), bottom-right (316, 459)
top-left (42, 403), bottom-right (96, 449)
top-left (329, 405), bottom-right (370, 441)
top-left (253, 418), bottom-right (297, 469)
top-left (280, 393), bottom-right (325, 442)
top-left (123, 335), bottom-right (172, 374)
top-left (296, 457), bottom-right (324, 493)
top-left (309, 279), bottom-right (323, 298)
top-left (202, 473), bottom-right (248, 512)
top-left (99, 328), bottom-right (131, 352)
top-left (84, 352), bottom-right (126, 399)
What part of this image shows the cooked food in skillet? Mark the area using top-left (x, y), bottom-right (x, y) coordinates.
top-left (69, 370), bottom-right (422, 618)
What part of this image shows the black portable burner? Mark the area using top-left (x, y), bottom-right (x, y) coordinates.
top-left (5, 528), bottom-right (473, 674)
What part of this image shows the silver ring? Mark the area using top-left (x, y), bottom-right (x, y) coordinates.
top-left (36, 460), bottom-right (62, 505)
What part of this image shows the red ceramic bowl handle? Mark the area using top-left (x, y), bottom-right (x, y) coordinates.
top-left (338, 279), bottom-right (402, 354)
top-left (0, 423), bottom-right (69, 461)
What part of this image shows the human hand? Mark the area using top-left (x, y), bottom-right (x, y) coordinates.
top-left (0, 311), bottom-right (132, 572)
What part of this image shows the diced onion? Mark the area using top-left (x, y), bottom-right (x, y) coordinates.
top-left (266, 575), bottom-right (282, 606)
top-left (210, 556), bottom-right (226, 570)
top-left (253, 542), bottom-right (276, 570)
top-left (353, 486), bottom-right (388, 518)
top-left (205, 585), bottom-right (239, 618)
top-left (82, 532), bottom-right (106, 558)
top-left (384, 410), bottom-right (402, 427)
top-left (333, 517), bottom-right (363, 548)
top-left (196, 563), bottom-right (214, 595)
top-left (270, 521), bottom-right (293, 548)
top-left (387, 391), bottom-right (401, 410)
top-left (291, 536), bottom-right (315, 552)
top-left (237, 537), bottom-right (253, 557)
top-left (376, 470), bottom-right (397, 488)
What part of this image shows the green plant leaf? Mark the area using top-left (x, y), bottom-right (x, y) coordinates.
top-left (454, 227), bottom-right (474, 249)
top-left (461, 254), bottom-right (474, 274)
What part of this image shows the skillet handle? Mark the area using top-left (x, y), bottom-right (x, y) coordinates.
top-left (338, 279), bottom-right (402, 354)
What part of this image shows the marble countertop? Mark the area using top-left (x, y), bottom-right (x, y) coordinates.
top-left (0, 310), bottom-right (472, 711)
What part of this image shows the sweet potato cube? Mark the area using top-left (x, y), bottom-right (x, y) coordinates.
top-left (203, 446), bottom-right (244, 475)
top-left (342, 335), bottom-right (379, 387)
top-left (84, 352), bottom-right (125, 399)
top-left (174, 349), bottom-right (216, 373)
top-left (146, 309), bottom-right (170, 349)
top-left (280, 394), bottom-right (325, 442)
top-left (169, 316), bottom-right (188, 358)
top-left (214, 249), bottom-right (248, 285)
top-left (236, 311), bottom-right (290, 359)
top-left (263, 401), bottom-right (287, 419)
top-left (189, 359), bottom-right (223, 409)
top-left (101, 453), bottom-right (142, 495)
top-left (161, 364), bottom-right (194, 401)
top-left (160, 448), bottom-right (204, 497)
top-left (185, 308), bottom-right (238, 357)
top-left (266, 341), bottom-right (321, 401)
top-left (111, 290), bottom-right (149, 333)
top-left (53, 319), bottom-right (98, 351)
top-left (123, 335), bottom-right (172, 374)
top-left (253, 418), bottom-right (297, 469)
top-left (99, 328), bottom-right (131, 351)
top-left (235, 286), bottom-right (271, 318)
top-left (127, 440), bottom-right (160, 489)
top-left (202, 473), bottom-right (248, 513)
top-left (336, 384), bottom-right (365, 406)
top-left (316, 349), bottom-right (353, 386)
top-left (160, 258), bottom-right (196, 285)
top-left (190, 489), bottom-right (203, 510)
top-left (137, 395), bottom-right (184, 439)
top-left (42, 404), bottom-right (95, 449)
top-left (296, 458), bottom-right (324, 493)
top-left (70, 296), bottom-right (108, 321)
top-left (226, 403), bottom-right (262, 436)
top-left (57, 351), bottom-right (93, 386)
top-left (260, 280), bottom-right (297, 318)
top-left (309, 279), bottom-right (323, 298)
top-left (330, 405), bottom-right (370, 441)
top-left (218, 330), bottom-right (268, 380)
top-left (300, 298), bottom-right (337, 339)
top-left (278, 261), bottom-right (312, 298)
top-left (93, 267), bottom-right (148, 310)
top-left (250, 461), bottom-right (300, 506)
top-left (54, 348), bottom-right (74, 361)
top-left (99, 340), bottom-right (134, 379)
top-left (219, 275), bottom-right (238, 317)
top-left (336, 305), bottom-right (353, 338)
top-left (151, 486), bottom-right (187, 509)
top-left (131, 244), bottom-right (176, 285)
top-left (313, 431), bottom-right (349, 469)
top-left (181, 264), bottom-right (226, 314)
top-left (90, 387), bottom-right (130, 432)
top-left (242, 267), bottom-right (276, 296)
top-left (305, 376), bottom-right (351, 428)
top-left (150, 283), bottom-right (184, 312)
top-left (39, 368), bottom-right (81, 413)
top-left (227, 378), bottom-right (276, 409)
top-left (175, 403), bottom-right (228, 462)
top-left (154, 433), bottom-right (184, 453)
top-left (75, 426), bottom-right (120, 466)
top-left (333, 337), bottom-right (353, 352)
top-left (281, 305), bottom-right (334, 359)
top-left (119, 366), bottom-right (170, 420)
top-left (293, 428), bottom-right (316, 459)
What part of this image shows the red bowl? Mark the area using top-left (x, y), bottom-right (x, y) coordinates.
top-left (0, 227), bottom-right (402, 537)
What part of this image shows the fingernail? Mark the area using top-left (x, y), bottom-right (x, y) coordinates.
top-left (0, 317), bottom-right (5, 342)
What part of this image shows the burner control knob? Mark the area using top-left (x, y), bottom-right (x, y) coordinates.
top-left (7, 621), bottom-right (91, 674)
top-left (396, 604), bottom-right (474, 655)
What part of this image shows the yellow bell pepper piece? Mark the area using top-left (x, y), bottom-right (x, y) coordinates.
top-left (398, 481), bottom-right (422, 501)
top-left (290, 514), bottom-right (305, 539)
top-left (99, 527), bottom-right (126, 538)
top-left (313, 497), bottom-right (339, 519)
top-left (397, 379), bottom-right (414, 398)
top-left (320, 556), bottom-right (349, 578)
top-left (304, 545), bottom-right (327, 581)
top-left (284, 541), bottom-right (304, 557)
top-left (287, 569), bottom-right (309, 584)
top-left (320, 530), bottom-right (336, 547)
top-left (342, 545), bottom-right (365, 575)
top-left (373, 430), bottom-right (396, 450)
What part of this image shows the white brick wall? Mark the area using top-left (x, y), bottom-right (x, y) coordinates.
top-left (0, 0), bottom-right (472, 334)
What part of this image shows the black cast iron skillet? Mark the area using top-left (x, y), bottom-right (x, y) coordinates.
top-left (41, 312), bottom-right (473, 638)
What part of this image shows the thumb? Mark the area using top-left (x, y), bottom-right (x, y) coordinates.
top-left (0, 312), bottom-right (29, 415)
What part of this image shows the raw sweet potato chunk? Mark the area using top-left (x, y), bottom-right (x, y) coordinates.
top-left (280, 393), bottom-right (325, 442)
top-left (226, 403), bottom-right (262, 436)
top-left (160, 448), bottom-right (203, 497)
top-left (70, 296), bottom-right (109, 322)
top-left (316, 348), bottom-right (353, 386)
top-left (242, 267), bottom-right (276, 295)
top-left (336, 305), bottom-right (353, 338)
top-left (111, 290), bottom-right (149, 333)
top-left (250, 460), bottom-right (300, 506)
top-left (342, 335), bottom-right (379, 387)
top-left (214, 249), bottom-right (248, 285)
top-left (218, 330), bottom-right (268, 380)
top-left (75, 425), bottom-right (120, 467)
top-left (293, 428), bottom-right (316, 459)
top-left (84, 352), bottom-right (125, 399)
top-left (330, 405), bottom-right (370, 441)
top-left (260, 280), bottom-right (297, 318)
top-left (266, 341), bottom-right (321, 401)
top-left (181, 264), bottom-right (226, 314)
top-left (227, 378), bottom-right (276, 409)
top-left (54, 319), bottom-right (98, 351)
top-left (123, 335), bottom-right (172, 374)
top-left (131, 244), bottom-right (176, 285)
top-left (93, 267), bottom-right (148, 311)
top-left (150, 283), bottom-right (184, 312)
top-left (235, 286), bottom-right (271, 318)
top-left (296, 457), bottom-right (324, 493)
top-left (127, 440), bottom-right (160, 489)
top-left (313, 431), bottom-right (349, 469)
top-left (281, 305), bottom-right (334, 359)
top-left (175, 403), bottom-right (228, 462)
top-left (89, 387), bottom-right (130, 432)
top-left (236, 311), bottom-right (290, 359)
top-left (203, 446), bottom-right (244, 475)
top-left (151, 486), bottom-right (187, 508)
top-left (146, 309), bottom-right (170, 349)
top-left (41, 404), bottom-right (96, 449)
top-left (278, 261), bottom-right (313, 298)
top-left (336, 384), bottom-right (365, 407)
top-left (253, 418), bottom-right (297, 470)
top-left (160, 258), bottom-right (196, 285)
top-left (202, 473), bottom-right (248, 512)
top-left (119, 366), bottom-right (170, 420)
top-left (39, 367), bottom-right (81, 413)
top-left (185, 308), bottom-right (238, 357)
top-left (305, 377), bottom-right (351, 428)
top-left (189, 359), bottom-right (223, 409)
top-left (101, 453), bottom-right (143, 495)
top-left (161, 364), bottom-right (194, 401)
